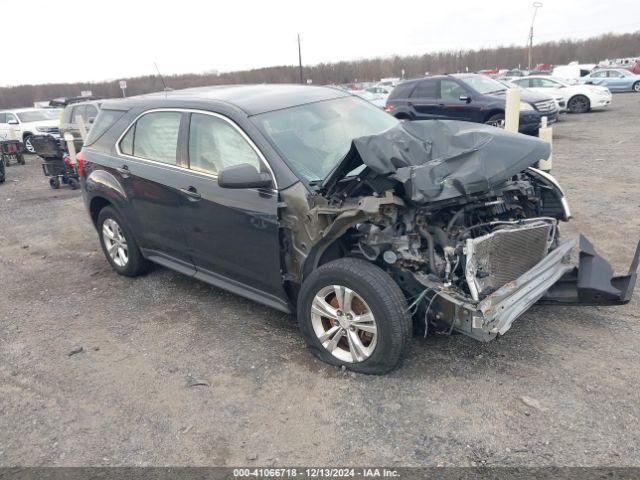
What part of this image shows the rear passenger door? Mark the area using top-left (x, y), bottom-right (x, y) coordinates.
top-left (116, 110), bottom-right (194, 273)
top-left (407, 79), bottom-right (442, 119)
top-left (177, 111), bottom-right (287, 305)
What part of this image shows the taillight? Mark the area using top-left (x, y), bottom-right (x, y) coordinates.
top-left (76, 150), bottom-right (84, 176)
top-left (383, 105), bottom-right (392, 113)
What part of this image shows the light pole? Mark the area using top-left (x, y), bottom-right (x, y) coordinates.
top-left (528, 2), bottom-right (543, 70)
top-left (297, 34), bottom-right (303, 85)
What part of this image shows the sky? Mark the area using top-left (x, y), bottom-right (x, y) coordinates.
top-left (1, 0), bottom-right (639, 86)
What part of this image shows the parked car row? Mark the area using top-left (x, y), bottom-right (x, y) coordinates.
top-left (383, 73), bottom-right (559, 135)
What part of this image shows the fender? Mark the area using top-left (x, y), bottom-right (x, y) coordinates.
top-left (85, 168), bottom-right (127, 201)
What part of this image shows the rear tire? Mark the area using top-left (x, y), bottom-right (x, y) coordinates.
top-left (68, 178), bottom-right (80, 190)
top-left (97, 206), bottom-right (149, 277)
top-left (49, 177), bottom-right (60, 189)
top-left (568, 95), bottom-right (590, 113)
top-left (633, 81), bottom-right (640, 93)
top-left (297, 258), bottom-right (411, 375)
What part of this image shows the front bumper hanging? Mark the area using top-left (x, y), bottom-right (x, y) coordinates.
top-left (539, 235), bottom-right (639, 306)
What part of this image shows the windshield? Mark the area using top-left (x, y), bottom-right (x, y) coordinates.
top-left (16, 109), bottom-right (61, 123)
top-left (252, 96), bottom-right (398, 182)
top-left (460, 75), bottom-right (507, 94)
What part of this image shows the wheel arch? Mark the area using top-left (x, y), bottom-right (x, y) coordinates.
top-left (89, 196), bottom-right (113, 226)
top-left (482, 109), bottom-right (505, 122)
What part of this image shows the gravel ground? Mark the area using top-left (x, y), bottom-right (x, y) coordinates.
top-left (1, 93), bottom-right (639, 467)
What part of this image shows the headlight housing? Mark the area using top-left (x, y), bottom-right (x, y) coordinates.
top-left (519, 102), bottom-right (534, 111)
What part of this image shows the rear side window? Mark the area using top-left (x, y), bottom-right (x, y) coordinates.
top-left (411, 79), bottom-right (438, 98)
top-left (84, 109), bottom-right (126, 146)
top-left (188, 113), bottom-right (261, 175)
top-left (86, 105), bottom-right (99, 121)
top-left (0, 113), bottom-right (6, 123)
top-left (123, 111), bottom-right (181, 165)
top-left (387, 82), bottom-right (415, 100)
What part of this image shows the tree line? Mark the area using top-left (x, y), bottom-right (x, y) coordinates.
top-left (1, 31), bottom-right (638, 109)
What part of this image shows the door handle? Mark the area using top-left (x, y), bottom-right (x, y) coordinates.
top-left (180, 186), bottom-right (201, 201)
top-left (115, 165), bottom-right (130, 178)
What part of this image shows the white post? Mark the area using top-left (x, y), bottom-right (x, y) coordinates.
top-left (64, 133), bottom-right (77, 165)
top-left (537, 116), bottom-right (553, 172)
top-left (75, 115), bottom-right (88, 141)
top-left (505, 88), bottom-right (520, 132)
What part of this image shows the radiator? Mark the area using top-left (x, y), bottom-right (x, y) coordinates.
top-left (464, 221), bottom-right (554, 300)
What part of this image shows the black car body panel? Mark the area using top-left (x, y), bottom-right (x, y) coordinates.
top-left (386, 74), bottom-right (558, 133)
top-left (81, 84), bottom-right (637, 342)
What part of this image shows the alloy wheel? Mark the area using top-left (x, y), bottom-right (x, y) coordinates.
top-left (24, 137), bottom-right (35, 154)
top-left (102, 218), bottom-right (129, 267)
top-left (310, 285), bottom-right (378, 363)
top-left (634, 82), bottom-right (640, 93)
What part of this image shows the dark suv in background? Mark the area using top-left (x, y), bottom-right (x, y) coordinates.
top-left (385, 74), bottom-right (558, 135)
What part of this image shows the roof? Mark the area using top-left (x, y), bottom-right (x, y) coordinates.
top-left (101, 84), bottom-right (350, 116)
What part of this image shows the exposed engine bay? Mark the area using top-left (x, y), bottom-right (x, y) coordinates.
top-left (279, 121), bottom-right (639, 341)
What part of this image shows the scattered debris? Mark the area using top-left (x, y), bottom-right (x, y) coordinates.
top-left (246, 452), bottom-right (257, 461)
top-left (520, 396), bottom-right (547, 412)
top-left (186, 375), bottom-right (209, 388)
top-left (21, 244), bottom-right (29, 249)
top-left (68, 346), bottom-right (84, 357)
top-left (182, 425), bottom-right (193, 434)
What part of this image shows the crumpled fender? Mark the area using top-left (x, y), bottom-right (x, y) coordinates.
top-left (539, 235), bottom-right (639, 305)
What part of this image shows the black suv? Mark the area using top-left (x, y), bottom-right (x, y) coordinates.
top-left (385, 74), bottom-right (558, 134)
top-left (81, 85), bottom-right (637, 374)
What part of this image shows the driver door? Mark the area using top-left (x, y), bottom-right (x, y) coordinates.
top-left (177, 111), bottom-right (287, 306)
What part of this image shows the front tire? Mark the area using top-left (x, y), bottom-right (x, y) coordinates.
top-left (97, 206), bottom-right (149, 277)
top-left (484, 113), bottom-right (505, 128)
top-left (297, 258), bottom-right (411, 374)
top-left (568, 95), bottom-right (590, 113)
top-left (23, 135), bottom-right (36, 154)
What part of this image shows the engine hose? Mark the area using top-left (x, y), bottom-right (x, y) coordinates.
top-left (418, 227), bottom-right (439, 276)
top-left (427, 225), bottom-right (450, 249)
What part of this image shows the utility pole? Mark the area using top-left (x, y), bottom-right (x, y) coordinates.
top-left (528, 2), bottom-right (543, 70)
top-left (297, 34), bottom-right (303, 84)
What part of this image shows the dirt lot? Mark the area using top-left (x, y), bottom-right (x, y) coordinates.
top-left (1, 94), bottom-right (639, 467)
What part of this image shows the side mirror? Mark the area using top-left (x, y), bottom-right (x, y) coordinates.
top-left (218, 163), bottom-right (272, 189)
top-left (7, 119), bottom-right (18, 125)
top-left (459, 95), bottom-right (471, 103)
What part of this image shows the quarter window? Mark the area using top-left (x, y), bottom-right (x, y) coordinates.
top-left (188, 113), bottom-right (261, 175)
top-left (121, 111), bottom-right (181, 164)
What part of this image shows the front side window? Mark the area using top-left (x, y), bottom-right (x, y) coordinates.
top-left (253, 96), bottom-right (398, 182)
top-left (591, 71), bottom-right (606, 78)
top-left (459, 75), bottom-right (507, 94)
top-left (188, 113), bottom-right (261, 175)
top-left (121, 111), bottom-right (181, 164)
top-left (440, 80), bottom-right (466, 100)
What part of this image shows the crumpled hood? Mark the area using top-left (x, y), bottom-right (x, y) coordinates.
top-left (323, 120), bottom-right (551, 204)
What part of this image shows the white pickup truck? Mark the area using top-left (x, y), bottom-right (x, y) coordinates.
top-left (0, 108), bottom-right (62, 153)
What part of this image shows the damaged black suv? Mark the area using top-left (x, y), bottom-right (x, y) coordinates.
top-left (81, 85), bottom-right (639, 374)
